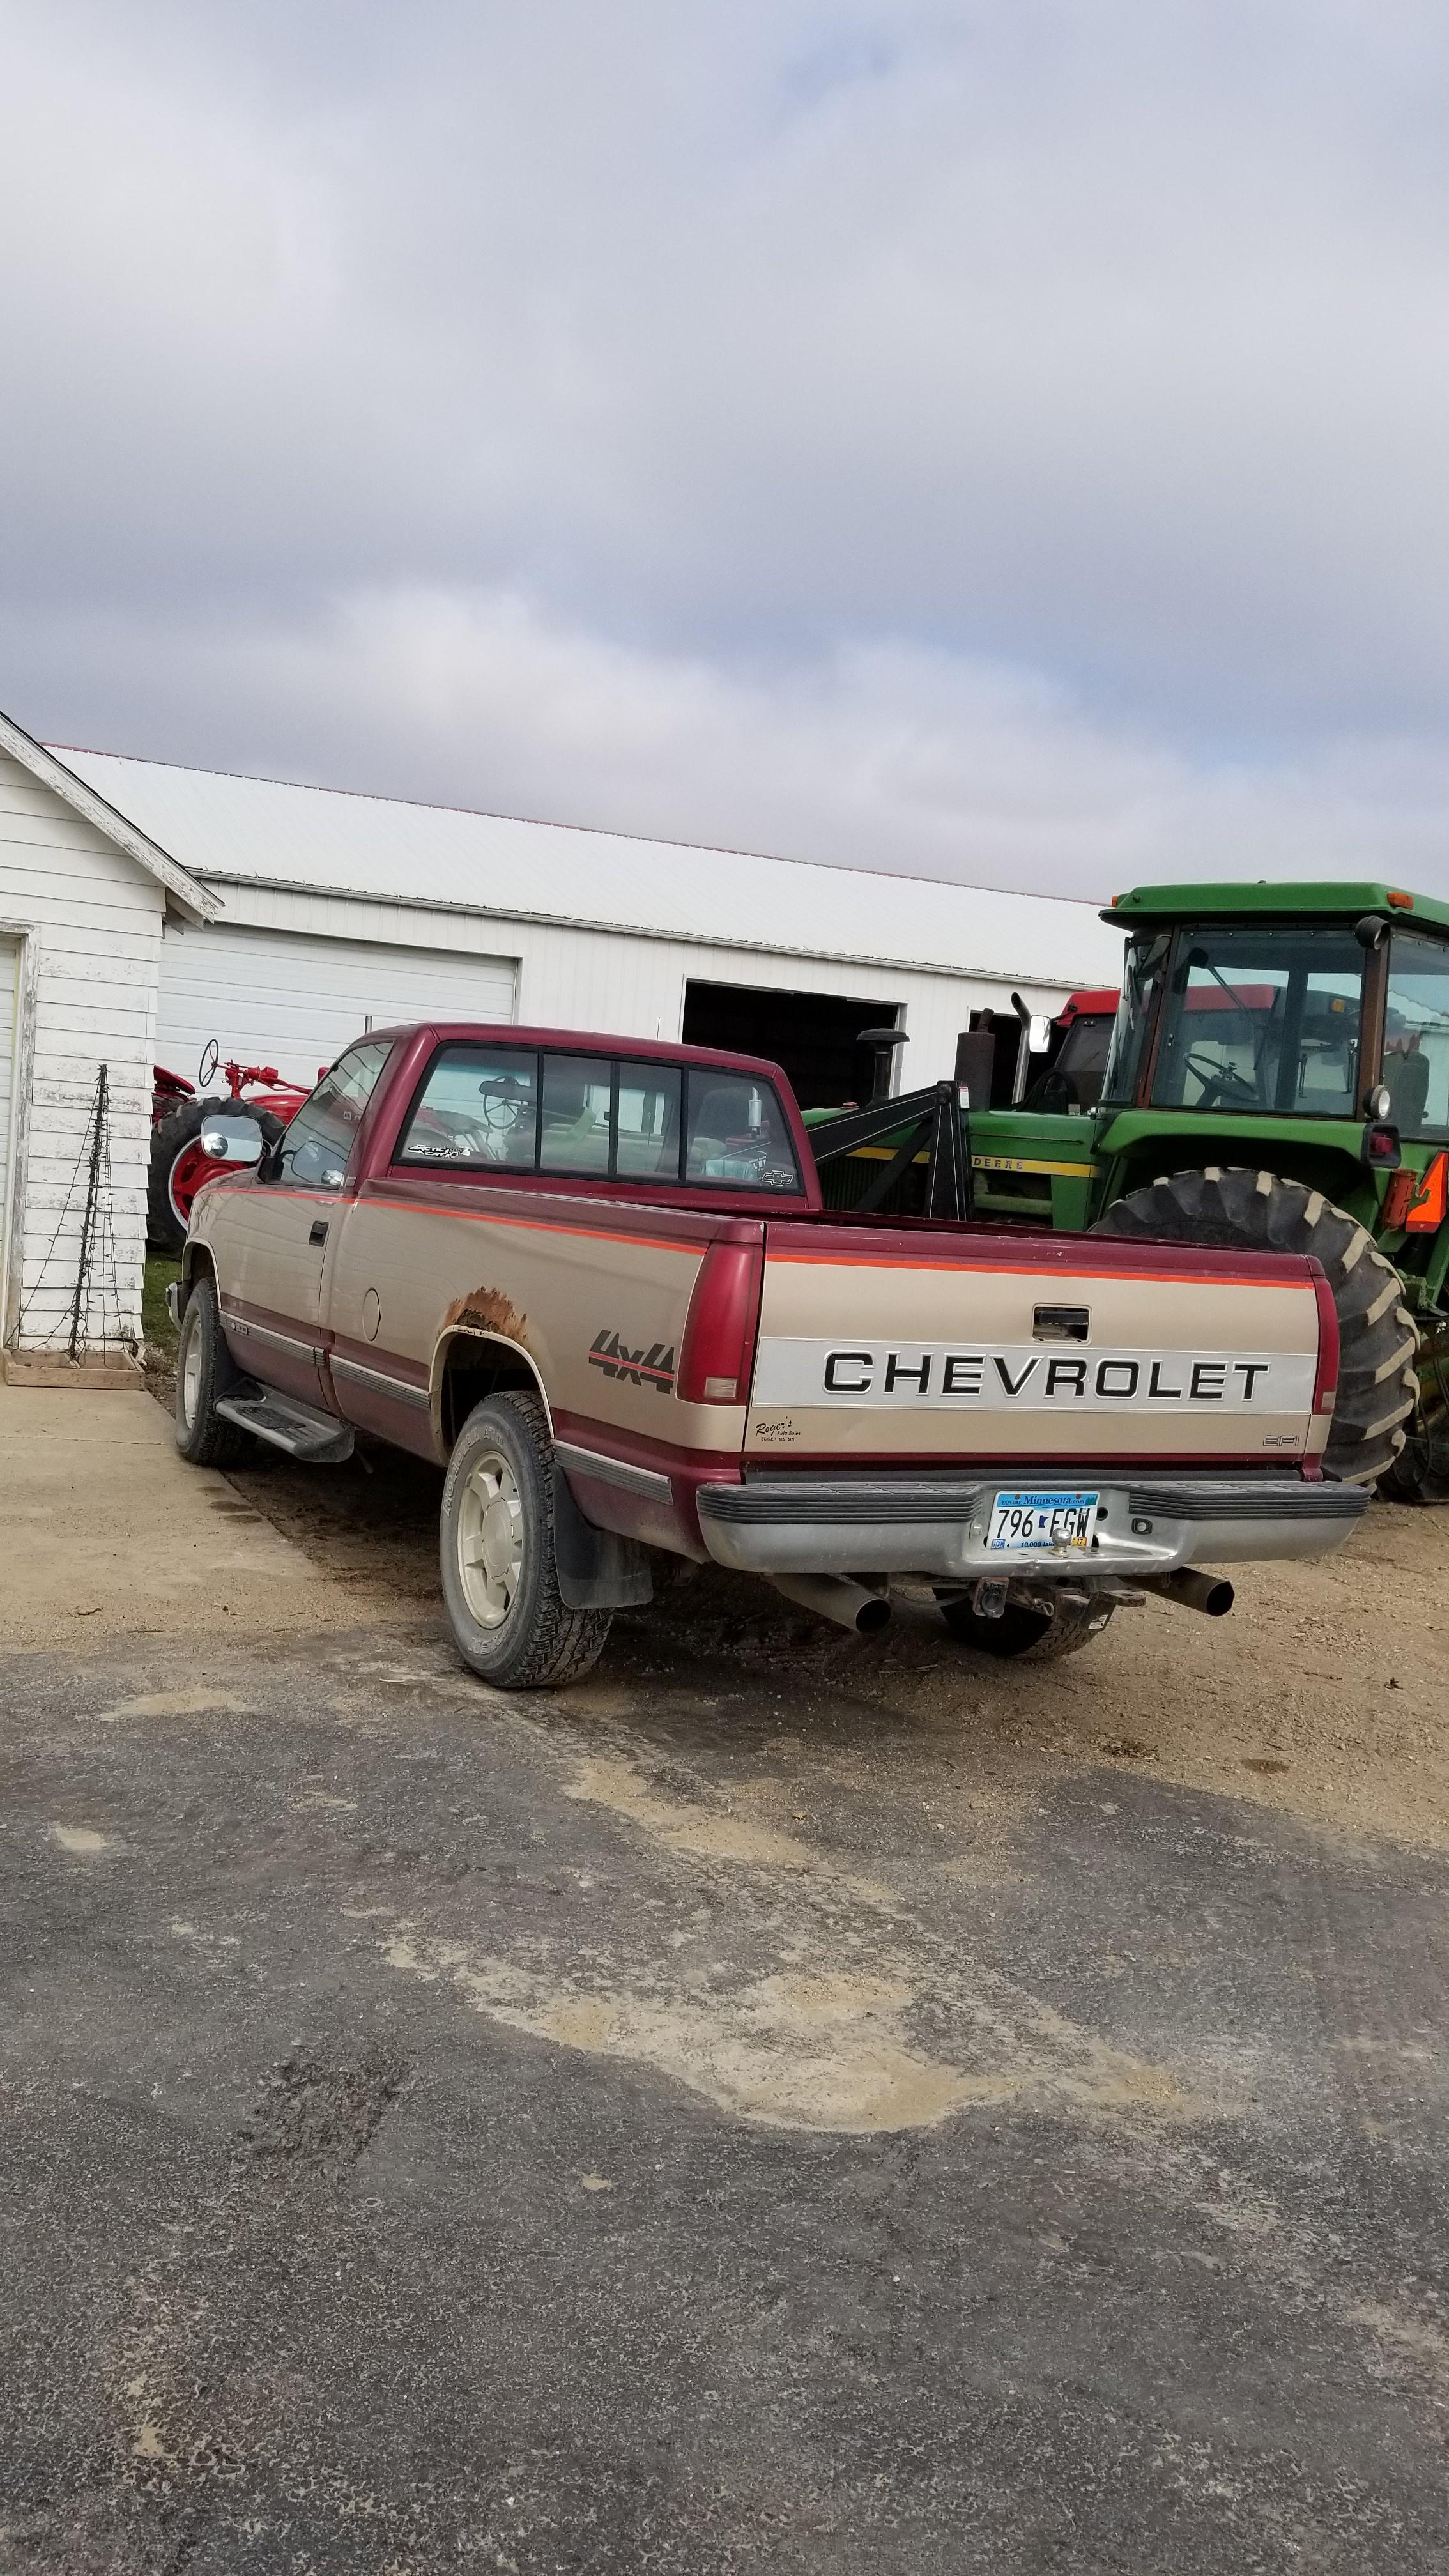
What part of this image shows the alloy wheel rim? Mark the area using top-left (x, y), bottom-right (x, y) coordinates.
top-left (457, 1448), bottom-right (524, 1629)
top-left (180, 1318), bottom-right (202, 1427)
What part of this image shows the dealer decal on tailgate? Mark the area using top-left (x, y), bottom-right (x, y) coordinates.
top-left (750, 1341), bottom-right (1316, 1410)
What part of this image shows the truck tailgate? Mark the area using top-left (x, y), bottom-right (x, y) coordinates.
top-left (745, 1221), bottom-right (1329, 1466)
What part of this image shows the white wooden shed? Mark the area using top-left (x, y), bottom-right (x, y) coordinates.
top-left (0, 713), bottom-right (215, 1367)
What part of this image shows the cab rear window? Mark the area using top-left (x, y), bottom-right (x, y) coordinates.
top-left (394, 1046), bottom-right (801, 1191)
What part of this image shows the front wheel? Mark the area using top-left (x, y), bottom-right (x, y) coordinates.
top-left (174, 1276), bottom-right (253, 1466)
top-left (440, 1392), bottom-right (612, 1689)
top-left (937, 1590), bottom-right (1116, 1662)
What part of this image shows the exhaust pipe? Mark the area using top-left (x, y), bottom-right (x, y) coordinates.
top-left (769, 1573), bottom-right (891, 1636)
top-left (1143, 1567), bottom-right (1235, 1618)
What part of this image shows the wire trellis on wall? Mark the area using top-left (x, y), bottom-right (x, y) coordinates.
top-left (17, 1064), bottom-right (134, 1360)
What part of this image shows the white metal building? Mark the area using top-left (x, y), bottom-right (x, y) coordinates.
top-left (57, 745), bottom-right (1124, 1108)
top-left (0, 712), bottom-right (1123, 1360)
top-left (0, 715), bottom-right (215, 1361)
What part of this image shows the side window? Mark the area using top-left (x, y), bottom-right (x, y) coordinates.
top-left (540, 1054), bottom-right (613, 1174)
top-left (396, 1046), bottom-right (539, 1167)
top-left (615, 1061), bottom-right (682, 1179)
top-left (1384, 933), bottom-right (1449, 1133)
top-left (684, 1070), bottom-right (801, 1191)
top-left (278, 1041), bottom-right (392, 1190)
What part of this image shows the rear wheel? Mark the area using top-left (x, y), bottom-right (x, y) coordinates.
top-left (1095, 1167), bottom-right (1419, 1487)
top-left (937, 1590), bottom-right (1116, 1661)
top-left (440, 1392), bottom-right (611, 1689)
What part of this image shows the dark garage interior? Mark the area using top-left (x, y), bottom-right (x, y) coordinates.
top-left (681, 979), bottom-right (903, 1110)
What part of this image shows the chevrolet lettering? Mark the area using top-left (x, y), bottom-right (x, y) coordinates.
top-left (795, 1346), bottom-right (1296, 1406)
top-left (172, 1017), bottom-right (1365, 1689)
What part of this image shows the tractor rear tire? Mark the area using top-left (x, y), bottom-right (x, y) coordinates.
top-left (1094, 1167), bottom-right (1418, 1487)
top-left (148, 1101), bottom-right (284, 1253)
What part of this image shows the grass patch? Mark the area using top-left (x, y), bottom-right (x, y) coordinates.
top-left (143, 1255), bottom-right (181, 1354)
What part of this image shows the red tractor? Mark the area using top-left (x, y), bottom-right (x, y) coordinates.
top-left (148, 1042), bottom-right (312, 1253)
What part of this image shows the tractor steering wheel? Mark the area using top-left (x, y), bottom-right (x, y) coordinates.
top-left (1183, 1052), bottom-right (1257, 1111)
top-left (198, 1039), bottom-right (220, 1090)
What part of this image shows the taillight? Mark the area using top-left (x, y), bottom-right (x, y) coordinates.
top-left (1361, 1121), bottom-right (1401, 1169)
top-left (1310, 1267), bottom-right (1339, 1416)
top-left (678, 1240), bottom-right (763, 1405)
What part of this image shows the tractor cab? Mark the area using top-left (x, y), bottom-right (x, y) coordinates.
top-left (1093, 885), bottom-right (1449, 1233)
top-left (808, 880), bottom-right (1446, 1496)
top-left (1103, 893), bottom-right (1449, 1136)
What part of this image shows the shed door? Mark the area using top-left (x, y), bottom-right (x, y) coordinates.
top-left (157, 923), bottom-right (518, 1091)
top-left (0, 937), bottom-right (18, 1328)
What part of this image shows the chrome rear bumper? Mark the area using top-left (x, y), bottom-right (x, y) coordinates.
top-left (696, 1471), bottom-right (1367, 1583)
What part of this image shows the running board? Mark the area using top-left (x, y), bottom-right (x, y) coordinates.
top-left (216, 1383), bottom-right (355, 1464)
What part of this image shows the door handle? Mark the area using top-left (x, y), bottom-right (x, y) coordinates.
top-left (309, 1220), bottom-right (329, 1247)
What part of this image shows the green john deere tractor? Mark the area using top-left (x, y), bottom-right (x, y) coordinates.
top-left (808, 882), bottom-right (1449, 1499)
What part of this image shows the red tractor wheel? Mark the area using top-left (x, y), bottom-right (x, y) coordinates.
top-left (147, 1100), bottom-right (284, 1254)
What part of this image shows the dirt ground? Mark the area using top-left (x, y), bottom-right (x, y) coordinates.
top-left (195, 1387), bottom-right (1449, 1857)
top-left (21, 1346), bottom-right (1443, 1858)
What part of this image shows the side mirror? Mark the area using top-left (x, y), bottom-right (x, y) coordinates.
top-left (199, 1117), bottom-right (264, 1165)
top-left (1028, 1015), bottom-right (1052, 1055)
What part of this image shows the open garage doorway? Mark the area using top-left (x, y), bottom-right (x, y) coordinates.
top-left (682, 981), bottom-right (903, 1112)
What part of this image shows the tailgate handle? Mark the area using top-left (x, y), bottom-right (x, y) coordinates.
top-left (1033, 1303), bottom-right (1089, 1342)
top-left (309, 1219), bottom-right (329, 1247)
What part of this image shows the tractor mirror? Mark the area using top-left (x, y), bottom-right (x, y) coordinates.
top-left (199, 1118), bottom-right (264, 1164)
top-left (1027, 1015), bottom-right (1052, 1054)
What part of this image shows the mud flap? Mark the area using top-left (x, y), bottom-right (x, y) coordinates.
top-left (552, 1459), bottom-right (654, 1609)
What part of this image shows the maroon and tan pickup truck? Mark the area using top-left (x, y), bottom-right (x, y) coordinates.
top-left (170, 1021), bottom-right (1363, 1686)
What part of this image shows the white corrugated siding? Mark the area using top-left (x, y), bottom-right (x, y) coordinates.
top-left (57, 746), bottom-right (1124, 991)
top-left (0, 749), bottom-right (162, 1352)
top-left (158, 919), bottom-right (518, 1091)
top-left (0, 937), bottom-right (17, 1326)
top-left (160, 879), bottom-right (1065, 1090)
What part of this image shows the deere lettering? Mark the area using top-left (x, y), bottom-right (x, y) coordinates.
top-left (749, 1338), bottom-right (1308, 1411)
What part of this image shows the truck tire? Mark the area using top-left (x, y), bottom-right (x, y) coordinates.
top-left (1094, 1167), bottom-right (1419, 1487)
top-left (174, 1276), bottom-right (254, 1466)
top-left (937, 1591), bottom-right (1116, 1660)
top-left (440, 1392), bottom-right (612, 1689)
top-left (148, 1101), bottom-right (285, 1253)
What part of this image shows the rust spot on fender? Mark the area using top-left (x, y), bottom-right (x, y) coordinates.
top-left (443, 1286), bottom-right (529, 1348)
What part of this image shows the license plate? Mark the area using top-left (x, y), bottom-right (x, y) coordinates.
top-left (987, 1489), bottom-right (1098, 1552)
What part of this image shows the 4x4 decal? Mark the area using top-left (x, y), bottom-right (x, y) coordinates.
top-left (588, 1328), bottom-right (677, 1395)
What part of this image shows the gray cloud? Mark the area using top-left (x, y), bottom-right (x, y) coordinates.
top-left (4, 0), bottom-right (1449, 896)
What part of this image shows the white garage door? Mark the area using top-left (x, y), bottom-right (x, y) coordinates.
top-left (158, 923), bottom-right (518, 1091)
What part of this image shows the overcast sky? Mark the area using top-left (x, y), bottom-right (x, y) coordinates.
top-left (4, 0), bottom-right (1449, 898)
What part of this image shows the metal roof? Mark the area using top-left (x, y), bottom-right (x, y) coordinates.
top-left (54, 745), bottom-right (1123, 987)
